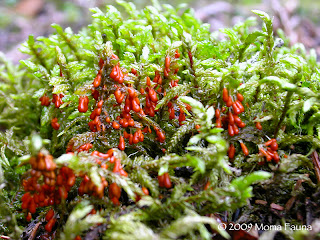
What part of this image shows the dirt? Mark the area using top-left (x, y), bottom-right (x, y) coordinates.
top-left (1, 0), bottom-right (320, 64)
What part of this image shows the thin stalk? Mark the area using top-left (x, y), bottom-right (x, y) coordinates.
top-left (61, 34), bottom-right (81, 61)
top-left (30, 45), bottom-right (47, 69)
top-left (274, 91), bottom-right (293, 137)
top-left (254, 85), bottom-right (260, 103)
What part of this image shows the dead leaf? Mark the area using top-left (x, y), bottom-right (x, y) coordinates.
top-left (311, 151), bottom-right (320, 183)
top-left (270, 203), bottom-right (284, 211)
top-left (255, 200), bottom-right (267, 206)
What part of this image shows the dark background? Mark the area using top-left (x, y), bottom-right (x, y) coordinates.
top-left (1, 0), bottom-right (319, 63)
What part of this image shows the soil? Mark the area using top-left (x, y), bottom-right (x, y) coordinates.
top-left (1, 0), bottom-right (320, 64)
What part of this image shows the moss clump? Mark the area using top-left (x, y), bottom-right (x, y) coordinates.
top-left (0, 1), bottom-right (319, 239)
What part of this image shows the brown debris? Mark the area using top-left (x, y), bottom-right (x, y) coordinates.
top-left (27, 222), bottom-right (41, 240)
top-left (270, 203), bottom-right (284, 211)
top-left (285, 179), bottom-right (304, 211)
top-left (285, 196), bottom-right (296, 211)
top-left (255, 199), bottom-right (268, 206)
top-left (311, 151), bottom-right (320, 183)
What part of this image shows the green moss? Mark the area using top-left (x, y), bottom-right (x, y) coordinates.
top-left (0, 1), bottom-right (319, 239)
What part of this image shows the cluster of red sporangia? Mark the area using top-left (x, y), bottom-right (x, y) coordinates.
top-left (78, 147), bottom-right (124, 204)
top-left (80, 52), bottom-right (186, 189)
top-left (144, 76), bottom-right (159, 117)
top-left (76, 147), bottom-right (149, 205)
top-left (49, 51), bottom-right (186, 151)
top-left (164, 50), bottom-right (190, 126)
top-left (39, 93), bottom-right (64, 109)
top-left (39, 65), bottom-right (67, 131)
top-left (52, 94), bottom-right (64, 108)
top-left (258, 138), bottom-right (280, 164)
top-left (36, 52), bottom-right (185, 218)
top-left (218, 87), bottom-right (281, 165)
top-left (40, 67), bottom-right (65, 130)
top-left (39, 94), bottom-right (50, 106)
top-left (211, 87), bottom-right (249, 158)
top-left (168, 101), bottom-right (191, 126)
top-left (82, 53), bottom-right (180, 192)
top-left (83, 53), bottom-right (171, 151)
top-left (76, 142), bottom-right (93, 152)
top-left (227, 140), bottom-right (249, 159)
top-left (164, 49), bottom-right (180, 77)
top-left (78, 96), bottom-right (89, 113)
top-left (44, 208), bottom-right (56, 233)
top-left (51, 94), bottom-right (63, 130)
top-left (78, 174), bottom-right (108, 199)
top-left (92, 148), bottom-right (150, 204)
top-left (39, 92), bottom-right (64, 130)
top-left (220, 88), bottom-right (246, 134)
top-left (158, 172), bottom-right (172, 189)
top-left (51, 117), bottom-right (60, 130)
top-left (22, 152), bottom-right (76, 233)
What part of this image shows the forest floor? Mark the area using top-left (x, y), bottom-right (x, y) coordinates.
top-left (1, 0), bottom-right (320, 63)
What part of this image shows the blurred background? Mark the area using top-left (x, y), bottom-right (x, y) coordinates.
top-left (0, 0), bottom-right (319, 63)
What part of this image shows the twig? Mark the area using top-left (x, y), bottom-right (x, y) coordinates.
top-left (28, 222), bottom-right (41, 240)
top-left (311, 151), bottom-right (320, 183)
top-left (285, 179), bottom-right (303, 211)
top-left (1, 235), bottom-right (10, 239)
